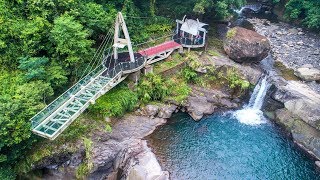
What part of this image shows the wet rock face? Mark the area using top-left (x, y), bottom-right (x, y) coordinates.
top-left (224, 27), bottom-right (271, 63)
top-left (90, 116), bottom-right (167, 179)
top-left (275, 109), bottom-right (320, 160)
top-left (186, 85), bottom-right (240, 121)
top-left (270, 80), bottom-right (320, 131)
top-left (264, 76), bottom-right (320, 159)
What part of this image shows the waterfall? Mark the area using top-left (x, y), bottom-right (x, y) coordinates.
top-left (233, 4), bottom-right (263, 16)
top-left (233, 7), bottom-right (245, 16)
top-left (233, 76), bottom-right (270, 125)
top-left (248, 76), bottom-right (269, 109)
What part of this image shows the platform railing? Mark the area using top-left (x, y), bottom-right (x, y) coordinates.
top-left (30, 64), bottom-right (105, 129)
top-left (31, 56), bottom-right (146, 129)
top-left (173, 34), bottom-right (205, 47)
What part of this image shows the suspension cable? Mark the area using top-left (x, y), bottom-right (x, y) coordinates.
top-left (133, 33), bottom-right (176, 47)
top-left (89, 28), bottom-right (114, 70)
top-left (80, 27), bottom-right (113, 79)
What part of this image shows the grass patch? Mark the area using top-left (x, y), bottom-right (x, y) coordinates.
top-left (153, 53), bottom-right (184, 74)
top-left (274, 61), bottom-right (299, 81)
top-left (88, 83), bottom-right (138, 118)
top-left (226, 28), bottom-right (237, 39)
top-left (208, 50), bottom-right (222, 57)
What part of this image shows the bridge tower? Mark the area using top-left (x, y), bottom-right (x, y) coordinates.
top-left (113, 12), bottom-right (135, 62)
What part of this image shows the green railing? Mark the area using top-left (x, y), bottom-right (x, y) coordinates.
top-left (30, 64), bottom-right (105, 128)
top-left (31, 56), bottom-right (146, 129)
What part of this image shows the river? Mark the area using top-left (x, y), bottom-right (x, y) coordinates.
top-left (147, 112), bottom-right (320, 179)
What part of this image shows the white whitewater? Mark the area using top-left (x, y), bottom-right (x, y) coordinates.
top-left (233, 7), bottom-right (245, 15)
top-left (234, 76), bottom-right (270, 125)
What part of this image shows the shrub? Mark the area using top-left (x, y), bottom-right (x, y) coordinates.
top-left (88, 83), bottom-right (138, 117)
top-left (137, 73), bottom-right (170, 103)
top-left (226, 68), bottom-right (250, 91)
top-left (181, 67), bottom-right (198, 83)
top-left (167, 78), bottom-right (191, 104)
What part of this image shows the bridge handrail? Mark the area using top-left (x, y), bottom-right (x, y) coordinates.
top-left (30, 56), bottom-right (146, 129)
top-left (30, 64), bottom-right (105, 128)
top-left (173, 34), bottom-right (205, 46)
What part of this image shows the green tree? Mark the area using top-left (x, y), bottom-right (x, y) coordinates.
top-left (50, 14), bottom-right (94, 77)
top-left (285, 0), bottom-right (320, 30)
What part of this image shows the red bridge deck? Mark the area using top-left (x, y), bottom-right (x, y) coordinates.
top-left (139, 41), bottom-right (181, 57)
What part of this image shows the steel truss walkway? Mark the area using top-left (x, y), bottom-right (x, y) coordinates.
top-left (30, 12), bottom-right (183, 140)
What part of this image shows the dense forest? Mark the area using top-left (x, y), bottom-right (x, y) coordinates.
top-left (0, 0), bottom-right (319, 178)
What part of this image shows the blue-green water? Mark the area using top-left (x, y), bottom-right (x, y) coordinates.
top-left (147, 113), bottom-right (320, 180)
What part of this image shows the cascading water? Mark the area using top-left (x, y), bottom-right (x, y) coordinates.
top-left (233, 76), bottom-right (270, 125)
top-left (233, 7), bottom-right (245, 16)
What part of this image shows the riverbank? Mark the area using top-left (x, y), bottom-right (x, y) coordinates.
top-left (248, 18), bottom-right (320, 163)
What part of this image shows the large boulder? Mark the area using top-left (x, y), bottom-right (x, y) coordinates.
top-left (187, 96), bottom-right (215, 121)
top-left (271, 80), bottom-right (320, 130)
top-left (223, 27), bottom-right (271, 63)
top-left (295, 64), bottom-right (320, 81)
top-left (157, 104), bottom-right (178, 119)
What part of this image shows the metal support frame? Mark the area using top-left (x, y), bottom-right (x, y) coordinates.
top-left (32, 71), bottom-right (126, 140)
top-left (113, 12), bottom-right (135, 62)
top-left (145, 46), bottom-right (182, 65)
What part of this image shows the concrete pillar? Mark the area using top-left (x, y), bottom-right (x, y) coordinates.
top-left (179, 46), bottom-right (183, 54)
top-left (128, 70), bottom-right (141, 84)
top-left (142, 65), bottom-right (153, 75)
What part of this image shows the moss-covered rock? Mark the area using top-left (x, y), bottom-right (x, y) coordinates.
top-left (223, 27), bottom-right (271, 63)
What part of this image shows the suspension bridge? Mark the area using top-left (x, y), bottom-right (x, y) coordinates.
top-left (30, 12), bottom-right (208, 140)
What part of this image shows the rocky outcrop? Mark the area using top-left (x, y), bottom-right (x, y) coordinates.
top-left (271, 80), bottom-right (320, 131)
top-left (275, 109), bottom-right (320, 159)
top-left (113, 140), bottom-right (169, 180)
top-left (139, 105), bottom-right (159, 118)
top-left (187, 96), bottom-right (216, 120)
top-left (295, 64), bottom-right (320, 81)
top-left (158, 104), bottom-right (178, 119)
top-left (264, 76), bottom-right (320, 159)
top-left (223, 27), bottom-right (271, 63)
top-left (90, 116), bottom-right (167, 179)
top-left (212, 55), bottom-right (263, 85)
top-left (186, 85), bottom-right (240, 120)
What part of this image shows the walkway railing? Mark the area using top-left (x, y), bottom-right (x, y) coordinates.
top-left (31, 56), bottom-right (146, 131)
top-left (30, 64), bottom-right (105, 129)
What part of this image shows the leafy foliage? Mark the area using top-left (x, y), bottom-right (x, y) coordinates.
top-left (182, 67), bottom-right (199, 83)
top-left (193, 0), bottom-right (246, 19)
top-left (225, 68), bottom-right (250, 92)
top-left (137, 73), bottom-right (171, 103)
top-left (167, 78), bottom-right (191, 104)
top-left (89, 84), bottom-right (138, 117)
top-left (284, 0), bottom-right (320, 30)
